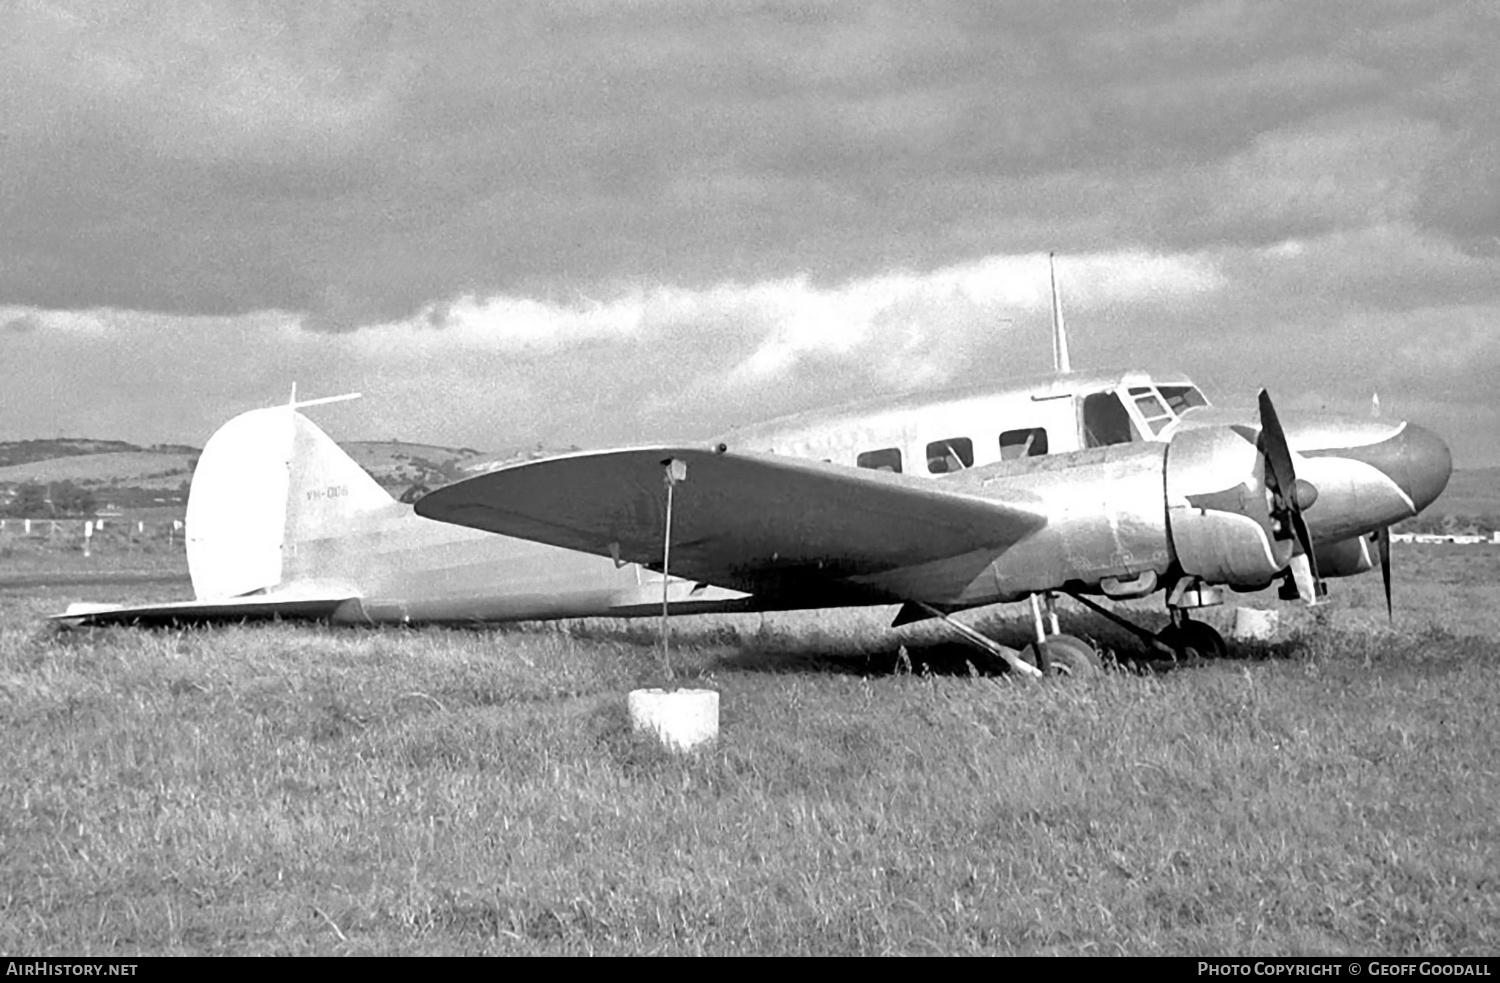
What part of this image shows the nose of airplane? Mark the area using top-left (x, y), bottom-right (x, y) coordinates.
top-left (1289, 417), bottom-right (1453, 541)
top-left (1388, 423), bottom-right (1453, 513)
top-left (1339, 422), bottom-right (1453, 514)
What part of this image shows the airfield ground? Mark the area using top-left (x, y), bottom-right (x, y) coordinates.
top-left (1, 545), bottom-right (1496, 955)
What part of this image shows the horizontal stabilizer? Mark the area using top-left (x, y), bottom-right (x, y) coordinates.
top-left (52, 590), bottom-right (359, 627)
top-left (289, 391), bottom-right (362, 411)
top-left (415, 446), bottom-right (1047, 594)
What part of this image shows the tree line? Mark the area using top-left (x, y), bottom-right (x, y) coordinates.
top-left (1, 481), bottom-right (98, 517)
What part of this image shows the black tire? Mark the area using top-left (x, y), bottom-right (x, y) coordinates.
top-left (1020, 634), bottom-right (1101, 678)
top-left (1155, 620), bottom-right (1227, 660)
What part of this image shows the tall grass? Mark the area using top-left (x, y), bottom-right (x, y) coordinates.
top-left (2, 575), bottom-right (1496, 954)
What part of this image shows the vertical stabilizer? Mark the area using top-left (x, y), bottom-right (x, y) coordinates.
top-left (185, 404), bottom-right (392, 600)
top-left (1049, 251), bottom-right (1072, 374)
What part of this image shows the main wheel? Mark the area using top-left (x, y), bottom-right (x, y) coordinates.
top-left (1020, 633), bottom-right (1102, 678)
top-left (1155, 619), bottom-right (1227, 660)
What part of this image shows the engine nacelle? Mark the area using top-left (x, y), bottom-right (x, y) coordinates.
top-left (1312, 533), bottom-right (1377, 578)
top-left (1165, 426), bottom-right (1293, 587)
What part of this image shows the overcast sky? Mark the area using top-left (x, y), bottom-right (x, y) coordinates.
top-left (2, 1), bottom-right (1497, 465)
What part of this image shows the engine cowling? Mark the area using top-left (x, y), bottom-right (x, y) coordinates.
top-left (1165, 426), bottom-right (1293, 587)
top-left (1312, 533), bottom-right (1377, 578)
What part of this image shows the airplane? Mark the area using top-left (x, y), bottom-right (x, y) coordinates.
top-left (54, 261), bottom-right (1452, 675)
top-left (55, 376), bottom-right (1450, 676)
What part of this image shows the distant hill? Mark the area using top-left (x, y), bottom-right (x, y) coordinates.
top-left (341, 440), bottom-right (489, 492)
top-left (0, 442), bottom-right (199, 509)
top-left (0, 451), bottom-right (197, 488)
top-left (342, 440), bottom-right (585, 498)
top-left (458, 442), bottom-right (585, 475)
top-left (0, 437), bottom-right (196, 468)
top-left (0, 435), bottom-right (583, 509)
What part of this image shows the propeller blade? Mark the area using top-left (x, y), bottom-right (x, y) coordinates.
top-left (1288, 507), bottom-right (1321, 583)
top-left (1258, 389), bottom-right (1324, 598)
top-left (1375, 527), bottom-right (1392, 620)
top-left (1257, 389), bottom-right (1297, 493)
top-left (1287, 553), bottom-right (1320, 603)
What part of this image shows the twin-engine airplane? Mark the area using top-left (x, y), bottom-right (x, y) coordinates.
top-left (59, 373), bottom-right (1451, 676)
top-left (55, 255), bottom-right (1448, 672)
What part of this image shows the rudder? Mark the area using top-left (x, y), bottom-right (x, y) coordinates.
top-left (282, 412), bottom-right (394, 545)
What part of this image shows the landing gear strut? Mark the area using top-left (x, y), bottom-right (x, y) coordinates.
top-left (906, 597), bottom-right (1103, 678)
top-left (911, 601), bottom-right (1042, 678)
top-left (1020, 592), bottom-right (1102, 678)
top-left (1063, 583), bottom-right (1228, 662)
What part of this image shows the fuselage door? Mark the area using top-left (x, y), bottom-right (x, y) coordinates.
top-left (1080, 391), bottom-right (1141, 448)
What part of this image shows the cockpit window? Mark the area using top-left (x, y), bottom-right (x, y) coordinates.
top-left (1131, 391), bottom-right (1173, 434)
top-left (926, 437), bottom-right (974, 474)
top-left (1082, 392), bottom-right (1140, 447)
top-left (1132, 392), bottom-right (1166, 417)
top-left (857, 447), bottom-right (903, 473)
top-left (999, 427), bottom-right (1048, 460)
top-left (1158, 385), bottom-right (1207, 412)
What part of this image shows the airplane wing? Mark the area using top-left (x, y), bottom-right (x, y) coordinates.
top-left (415, 446), bottom-right (1047, 600)
top-left (51, 590), bottom-right (359, 626)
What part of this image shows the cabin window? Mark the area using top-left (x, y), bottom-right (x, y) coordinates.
top-left (856, 447), bottom-right (903, 473)
top-left (999, 427), bottom-right (1048, 460)
top-left (1158, 385), bottom-right (1208, 412)
top-left (1082, 392), bottom-right (1140, 447)
top-left (925, 437), bottom-right (974, 474)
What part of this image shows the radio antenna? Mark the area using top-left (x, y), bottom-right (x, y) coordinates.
top-left (1049, 252), bottom-right (1072, 374)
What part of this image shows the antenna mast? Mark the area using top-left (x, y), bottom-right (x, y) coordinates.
top-left (1049, 251), bottom-right (1072, 374)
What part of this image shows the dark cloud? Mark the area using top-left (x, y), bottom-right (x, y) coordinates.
top-left (1, 0), bottom-right (1494, 325)
top-left (3, 314), bottom-right (40, 334)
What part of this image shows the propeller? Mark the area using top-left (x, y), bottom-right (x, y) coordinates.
top-left (1374, 526), bottom-right (1392, 620)
top-left (1258, 389), bottom-right (1325, 602)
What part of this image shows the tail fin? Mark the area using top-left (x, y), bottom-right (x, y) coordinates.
top-left (185, 403), bottom-right (392, 599)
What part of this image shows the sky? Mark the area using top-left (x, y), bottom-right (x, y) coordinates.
top-left (2, 0), bottom-right (1497, 465)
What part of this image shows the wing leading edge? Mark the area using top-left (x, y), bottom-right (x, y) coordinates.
top-left (415, 446), bottom-right (1048, 598)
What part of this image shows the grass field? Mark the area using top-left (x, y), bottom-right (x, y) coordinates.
top-left (1, 546), bottom-right (1496, 955)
